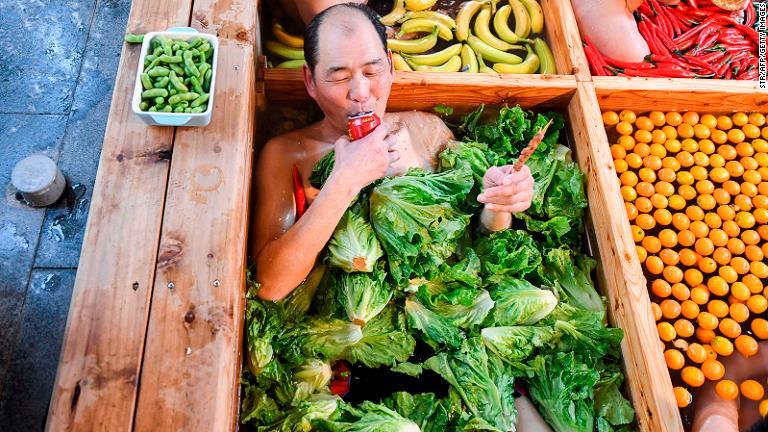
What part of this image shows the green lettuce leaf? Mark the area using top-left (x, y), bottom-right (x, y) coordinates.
top-left (437, 140), bottom-right (498, 207)
top-left (329, 207), bottom-right (384, 273)
top-left (475, 229), bottom-right (541, 282)
top-left (481, 326), bottom-right (555, 361)
top-left (382, 392), bottom-right (450, 432)
top-left (240, 383), bottom-right (282, 425)
top-left (341, 306), bottom-right (416, 368)
top-left (279, 317), bottom-right (364, 364)
top-left (390, 362), bottom-right (423, 377)
top-left (594, 370), bottom-right (635, 427)
top-left (544, 144), bottom-right (587, 221)
top-left (371, 168), bottom-right (473, 286)
top-left (310, 150), bottom-right (335, 189)
top-left (405, 296), bottom-right (465, 349)
top-left (432, 289), bottom-right (495, 329)
top-left (424, 338), bottom-right (517, 432)
top-left (487, 278), bottom-right (558, 326)
top-left (333, 265), bottom-right (392, 326)
top-left (318, 400), bottom-right (420, 432)
top-left (550, 304), bottom-right (624, 359)
top-left (257, 393), bottom-right (341, 432)
top-left (290, 358), bottom-right (333, 405)
top-left (526, 352), bottom-right (599, 432)
top-left (539, 247), bottom-right (603, 313)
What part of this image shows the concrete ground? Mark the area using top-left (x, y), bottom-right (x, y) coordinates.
top-left (0, 0), bottom-right (131, 430)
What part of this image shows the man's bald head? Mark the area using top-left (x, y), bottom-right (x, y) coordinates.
top-left (303, 3), bottom-right (387, 74)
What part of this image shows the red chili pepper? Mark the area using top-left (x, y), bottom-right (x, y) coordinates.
top-left (682, 55), bottom-right (718, 74)
top-left (694, 50), bottom-right (726, 63)
top-left (716, 56), bottom-right (732, 77)
top-left (745, 2), bottom-right (756, 27)
top-left (292, 164), bottom-right (307, 219)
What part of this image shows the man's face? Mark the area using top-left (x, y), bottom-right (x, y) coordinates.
top-left (304, 12), bottom-right (394, 133)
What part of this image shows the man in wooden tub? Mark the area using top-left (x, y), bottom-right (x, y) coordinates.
top-left (250, 3), bottom-right (552, 431)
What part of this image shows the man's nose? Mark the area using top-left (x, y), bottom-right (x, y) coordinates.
top-left (348, 75), bottom-right (371, 104)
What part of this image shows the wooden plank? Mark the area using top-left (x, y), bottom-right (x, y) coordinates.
top-left (266, 69), bottom-right (577, 109)
top-left (540, 0), bottom-right (590, 80)
top-left (131, 0), bottom-right (257, 430)
top-left (567, 81), bottom-right (683, 432)
top-left (45, 1), bottom-right (193, 431)
top-left (594, 76), bottom-right (768, 112)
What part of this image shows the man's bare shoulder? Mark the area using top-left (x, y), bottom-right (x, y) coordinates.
top-left (392, 110), bottom-right (446, 126)
top-left (258, 122), bottom-right (320, 167)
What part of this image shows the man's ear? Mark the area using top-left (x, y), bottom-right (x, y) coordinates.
top-left (303, 64), bottom-right (317, 99)
top-left (387, 49), bottom-right (394, 75)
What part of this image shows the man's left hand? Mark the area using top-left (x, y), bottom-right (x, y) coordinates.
top-left (477, 165), bottom-right (534, 213)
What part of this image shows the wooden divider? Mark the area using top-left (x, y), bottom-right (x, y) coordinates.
top-left (132, 0), bottom-right (257, 431)
top-left (567, 81), bottom-right (684, 432)
top-left (45, 2), bottom-right (194, 431)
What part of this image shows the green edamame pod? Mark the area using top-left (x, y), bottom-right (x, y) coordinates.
top-left (169, 71), bottom-right (189, 92)
top-left (176, 40), bottom-right (190, 50)
top-left (171, 43), bottom-right (179, 52)
top-left (185, 108), bottom-right (193, 113)
top-left (158, 35), bottom-right (173, 56)
top-left (174, 105), bottom-right (186, 113)
top-left (199, 42), bottom-right (210, 53)
top-left (153, 97), bottom-right (165, 105)
top-left (168, 92), bottom-right (199, 105)
top-left (153, 45), bottom-right (165, 57)
top-left (154, 76), bottom-right (170, 88)
top-left (158, 54), bottom-right (183, 64)
top-left (184, 77), bottom-right (191, 85)
top-left (203, 68), bottom-right (212, 91)
top-left (182, 51), bottom-right (200, 77)
top-left (148, 106), bottom-right (158, 112)
top-left (144, 54), bottom-right (157, 67)
top-left (189, 37), bottom-right (203, 48)
top-left (169, 88), bottom-right (177, 96)
top-left (145, 56), bottom-right (162, 71)
top-left (125, 34), bottom-right (144, 43)
top-left (169, 64), bottom-right (185, 76)
top-left (139, 101), bottom-right (149, 111)
top-left (198, 63), bottom-right (210, 80)
top-left (147, 66), bottom-right (170, 77)
top-left (141, 88), bottom-right (168, 99)
top-left (190, 92), bottom-right (209, 108)
top-left (189, 76), bottom-right (204, 95)
top-left (190, 106), bottom-right (205, 113)
top-left (190, 48), bottom-right (200, 57)
top-left (140, 73), bottom-right (154, 90)
top-left (177, 101), bottom-right (190, 108)
top-left (162, 105), bottom-right (173, 113)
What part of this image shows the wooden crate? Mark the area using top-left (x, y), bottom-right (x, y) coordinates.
top-left (263, 0), bottom-right (589, 104)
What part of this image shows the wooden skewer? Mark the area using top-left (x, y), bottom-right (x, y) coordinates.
top-left (513, 118), bottom-right (554, 171)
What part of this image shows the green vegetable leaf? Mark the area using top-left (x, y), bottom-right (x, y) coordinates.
top-left (382, 392), bottom-right (450, 432)
top-left (487, 278), bottom-right (558, 326)
top-left (371, 168), bottom-right (473, 286)
top-left (481, 326), bottom-right (555, 361)
top-left (329, 207), bottom-right (384, 273)
top-left (256, 393), bottom-right (341, 432)
top-left (405, 296), bottom-right (464, 349)
top-left (333, 265), bottom-right (392, 326)
top-left (279, 317), bottom-right (364, 364)
top-left (318, 400), bottom-right (421, 432)
top-left (550, 304), bottom-right (624, 359)
top-left (437, 140), bottom-right (498, 207)
top-left (390, 362), bottom-right (423, 377)
top-left (310, 150), bottom-right (335, 189)
top-left (539, 247), bottom-right (603, 313)
top-left (341, 306), bottom-right (416, 368)
top-left (433, 104), bottom-right (454, 116)
top-left (594, 371), bottom-right (635, 427)
top-left (475, 229), bottom-right (541, 282)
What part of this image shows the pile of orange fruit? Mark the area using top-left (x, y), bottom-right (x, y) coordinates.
top-left (603, 110), bottom-right (768, 416)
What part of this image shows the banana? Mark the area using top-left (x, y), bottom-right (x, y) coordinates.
top-left (265, 40), bottom-right (305, 60)
top-left (381, 0), bottom-right (406, 26)
top-left (460, 44), bottom-right (478, 73)
top-left (455, 0), bottom-right (486, 41)
top-left (492, 45), bottom-right (539, 73)
top-left (275, 59), bottom-right (306, 68)
top-left (387, 27), bottom-right (438, 53)
top-left (392, 53), bottom-right (414, 71)
top-left (508, 0), bottom-right (531, 39)
top-left (412, 55), bottom-right (463, 72)
top-left (398, 17), bottom-right (454, 41)
top-left (532, 38), bottom-right (556, 74)
top-left (405, 0), bottom-right (438, 11)
top-left (519, 0), bottom-right (544, 34)
top-left (474, 6), bottom-right (516, 51)
top-left (493, 5), bottom-right (531, 44)
top-left (477, 53), bottom-right (496, 74)
top-left (272, 22), bottom-right (304, 48)
top-left (403, 43), bottom-right (462, 66)
top-left (467, 34), bottom-right (523, 64)
top-left (398, 11), bottom-right (456, 29)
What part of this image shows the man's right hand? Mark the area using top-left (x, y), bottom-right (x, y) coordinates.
top-left (331, 122), bottom-right (400, 192)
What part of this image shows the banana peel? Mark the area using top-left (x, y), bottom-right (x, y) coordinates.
top-left (403, 43), bottom-right (462, 66)
top-left (265, 40), bottom-right (305, 60)
top-left (388, 26), bottom-right (439, 53)
top-left (492, 46), bottom-right (539, 74)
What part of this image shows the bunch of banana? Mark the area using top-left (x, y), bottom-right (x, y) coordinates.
top-left (266, 22), bottom-right (306, 68)
top-left (383, 0), bottom-right (555, 74)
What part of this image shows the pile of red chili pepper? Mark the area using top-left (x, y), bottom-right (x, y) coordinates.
top-left (584, 0), bottom-right (758, 79)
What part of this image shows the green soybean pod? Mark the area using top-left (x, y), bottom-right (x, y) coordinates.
top-left (154, 76), bottom-right (170, 88)
top-left (141, 88), bottom-right (168, 99)
top-left (169, 88), bottom-right (177, 96)
top-left (169, 63), bottom-right (185, 76)
top-left (173, 105), bottom-right (186, 113)
top-left (190, 92), bottom-right (209, 108)
top-left (198, 41), bottom-right (210, 53)
top-left (145, 56), bottom-right (162, 71)
top-left (203, 68), bottom-right (212, 92)
top-left (171, 43), bottom-right (179, 52)
top-left (158, 35), bottom-right (173, 56)
top-left (139, 101), bottom-right (149, 111)
top-left (189, 37), bottom-right (203, 48)
top-left (169, 70), bottom-right (189, 92)
top-left (189, 76), bottom-right (204, 95)
top-left (147, 66), bottom-right (170, 77)
top-left (140, 73), bottom-right (154, 90)
top-left (182, 51), bottom-right (200, 77)
top-left (144, 54), bottom-right (157, 67)
top-left (184, 77), bottom-right (191, 85)
top-left (158, 54), bottom-right (183, 64)
top-left (168, 92), bottom-right (199, 105)
top-left (184, 108), bottom-right (193, 113)
top-left (162, 105), bottom-right (173, 113)
top-left (189, 106), bottom-right (205, 113)
top-left (198, 63), bottom-right (210, 80)
top-left (153, 97), bottom-right (165, 105)
top-left (153, 45), bottom-right (165, 56)
top-left (148, 106), bottom-right (158, 112)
